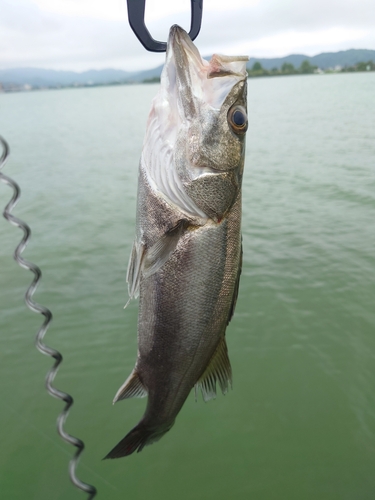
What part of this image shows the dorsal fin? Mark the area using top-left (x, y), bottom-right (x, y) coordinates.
top-left (195, 336), bottom-right (232, 402)
top-left (113, 370), bottom-right (147, 403)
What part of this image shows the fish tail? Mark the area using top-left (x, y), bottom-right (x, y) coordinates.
top-left (104, 420), bottom-right (172, 459)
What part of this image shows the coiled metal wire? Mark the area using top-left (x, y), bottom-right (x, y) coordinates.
top-left (0, 135), bottom-right (97, 499)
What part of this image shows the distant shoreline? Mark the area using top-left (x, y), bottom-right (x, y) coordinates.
top-left (2, 48), bottom-right (375, 93)
top-left (246, 59), bottom-right (375, 78)
top-left (0, 60), bottom-right (374, 94)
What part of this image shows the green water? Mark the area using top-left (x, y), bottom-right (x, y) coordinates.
top-left (1, 73), bottom-right (375, 499)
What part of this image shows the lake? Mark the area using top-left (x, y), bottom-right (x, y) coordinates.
top-left (1, 72), bottom-right (375, 499)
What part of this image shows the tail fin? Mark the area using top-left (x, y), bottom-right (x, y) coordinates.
top-left (104, 421), bottom-right (172, 459)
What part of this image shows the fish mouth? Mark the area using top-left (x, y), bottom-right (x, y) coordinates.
top-left (167, 24), bottom-right (249, 77)
top-left (167, 24), bottom-right (203, 72)
top-left (163, 25), bottom-right (248, 113)
top-left (164, 25), bottom-right (203, 119)
top-left (168, 24), bottom-right (194, 46)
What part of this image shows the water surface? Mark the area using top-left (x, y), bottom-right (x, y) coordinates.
top-left (1, 73), bottom-right (375, 499)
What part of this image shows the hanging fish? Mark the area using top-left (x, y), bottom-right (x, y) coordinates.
top-left (105, 25), bottom-right (248, 458)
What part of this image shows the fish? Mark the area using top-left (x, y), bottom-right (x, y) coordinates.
top-left (105, 25), bottom-right (248, 458)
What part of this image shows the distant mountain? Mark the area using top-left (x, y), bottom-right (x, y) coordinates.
top-left (130, 65), bottom-right (164, 82)
top-left (0, 67), bottom-right (132, 87)
top-left (131, 49), bottom-right (375, 78)
top-left (1, 49), bottom-right (375, 90)
top-left (248, 49), bottom-right (375, 70)
top-left (125, 49), bottom-right (375, 79)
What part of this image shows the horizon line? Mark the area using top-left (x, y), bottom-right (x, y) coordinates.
top-left (0, 47), bottom-right (373, 74)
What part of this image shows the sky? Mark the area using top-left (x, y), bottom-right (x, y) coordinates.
top-left (1, 0), bottom-right (375, 72)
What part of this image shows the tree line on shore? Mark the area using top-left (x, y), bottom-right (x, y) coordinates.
top-left (247, 60), bottom-right (375, 77)
top-left (141, 59), bottom-right (375, 83)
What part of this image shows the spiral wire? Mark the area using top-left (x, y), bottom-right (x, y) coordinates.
top-left (0, 135), bottom-right (97, 498)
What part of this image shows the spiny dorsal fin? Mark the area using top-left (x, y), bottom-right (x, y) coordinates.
top-left (113, 370), bottom-right (147, 403)
top-left (195, 336), bottom-right (232, 402)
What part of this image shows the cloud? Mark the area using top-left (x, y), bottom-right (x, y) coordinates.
top-left (198, 0), bottom-right (375, 45)
top-left (1, 0), bottom-right (61, 34)
top-left (0, 0), bottom-right (129, 68)
top-left (0, 0), bottom-right (374, 71)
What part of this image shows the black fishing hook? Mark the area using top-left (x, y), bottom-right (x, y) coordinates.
top-left (0, 136), bottom-right (97, 499)
top-left (127, 0), bottom-right (203, 52)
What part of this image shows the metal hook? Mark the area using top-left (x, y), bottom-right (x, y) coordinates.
top-left (127, 0), bottom-right (203, 52)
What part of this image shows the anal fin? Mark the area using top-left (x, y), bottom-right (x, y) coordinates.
top-left (195, 336), bottom-right (232, 402)
top-left (113, 370), bottom-right (147, 403)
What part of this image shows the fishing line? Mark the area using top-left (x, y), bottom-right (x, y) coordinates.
top-left (0, 135), bottom-right (97, 499)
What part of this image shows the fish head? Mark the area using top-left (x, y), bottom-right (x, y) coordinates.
top-left (144, 25), bottom-right (249, 221)
top-left (168, 26), bottom-right (248, 167)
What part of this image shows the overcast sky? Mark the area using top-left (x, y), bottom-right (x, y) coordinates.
top-left (1, 0), bottom-right (375, 72)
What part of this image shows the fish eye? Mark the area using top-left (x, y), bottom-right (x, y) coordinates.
top-left (228, 105), bottom-right (248, 134)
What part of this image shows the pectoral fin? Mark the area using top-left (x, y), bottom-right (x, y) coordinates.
top-left (113, 370), bottom-right (147, 403)
top-left (126, 242), bottom-right (145, 303)
top-left (142, 220), bottom-right (187, 278)
top-left (125, 220), bottom-right (188, 306)
top-left (195, 336), bottom-right (232, 402)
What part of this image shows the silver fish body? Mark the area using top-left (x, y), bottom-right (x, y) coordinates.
top-left (106, 25), bottom-right (248, 458)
